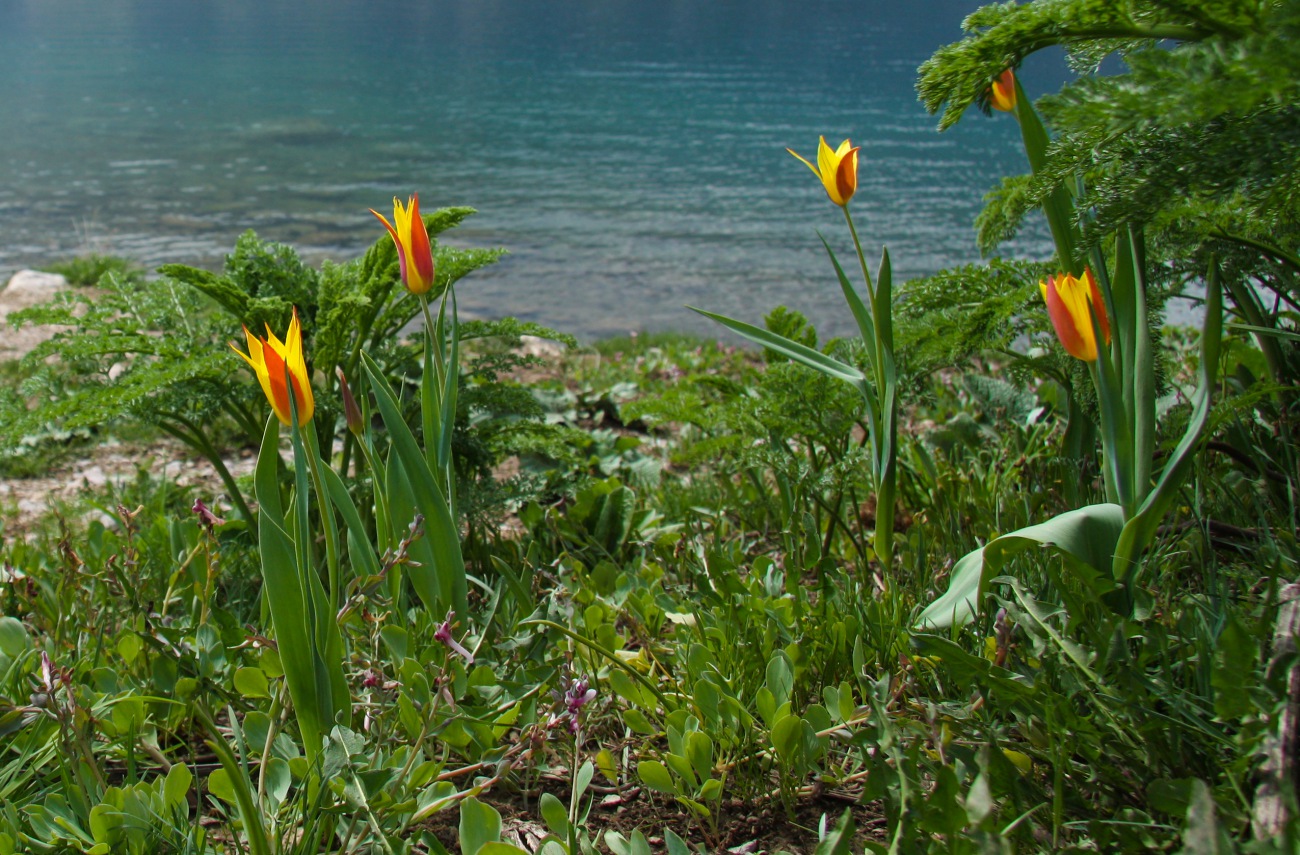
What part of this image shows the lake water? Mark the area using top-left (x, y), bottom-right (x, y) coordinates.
top-left (0, 0), bottom-right (1054, 340)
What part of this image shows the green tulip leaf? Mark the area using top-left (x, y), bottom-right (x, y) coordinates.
top-left (916, 503), bottom-right (1125, 629)
top-left (362, 351), bottom-right (468, 616)
top-left (687, 306), bottom-right (865, 386)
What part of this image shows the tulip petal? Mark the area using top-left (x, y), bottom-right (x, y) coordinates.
top-left (1084, 268), bottom-right (1111, 346)
top-left (1042, 271), bottom-right (1109, 362)
top-left (371, 207), bottom-right (409, 289)
top-left (787, 147), bottom-right (820, 178)
top-left (372, 196), bottom-right (435, 295)
top-left (230, 311), bottom-right (314, 426)
top-left (990, 69), bottom-right (1017, 112)
top-left (404, 194), bottom-right (435, 294)
top-left (834, 146), bottom-right (859, 207)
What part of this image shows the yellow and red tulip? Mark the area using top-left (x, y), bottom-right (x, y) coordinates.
top-left (788, 136), bottom-right (860, 207)
top-left (232, 308), bottom-right (315, 426)
top-left (1040, 268), bottom-right (1111, 362)
top-left (989, 68), bottom-right (1017, 112)
top-left (370, 194), bottom-right (436, 295)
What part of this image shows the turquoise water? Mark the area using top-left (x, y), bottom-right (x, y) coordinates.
top-left (0, 0), bottom-right (1049, 339)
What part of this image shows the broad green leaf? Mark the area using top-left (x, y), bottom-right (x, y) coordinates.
top-left (608, 669), bottom-right (657, 709)
top-left (595, 748), bottom-right (618, 782)
top-left (0, 617), bottom-right (29, 658)
top-left (911, 635), bottom-right (1032, 700)
top-left (628, 830), bottom-right (653, 855)
top-left (206, 769), bottom-right (237, 806)
top-left (771, 714), bottom-right (803, 768)
top-left (606, 831), bottom-right (653, 855)
top-left (694, 678), bottom-right (720, 726)
top-left (574, 760), bottom-right (595, 803)
top-left (380, 625), bottom-right (409, 662)
top-left (916, 503), bottom-right (1125, 629)
top-left (664, 752), bottom-right (697, 788)
top-left (1147, 778), bottom-right (1196, 817)
top-left (922, 764), bottom-right (968, 835)
top-left (458, 796), bottom-right (502, 855)
top-left (637, 760), bottom-right (677, 795)
top-left (765, 651), bottom-right (794, 708)
top-left (362, 351), bottom-right (468, 616)
top-left (253, 415), bottom-right (347, 761)
top-left (88, 804), bottom-right (122, 847)
top-left (623, 708), bottom-right (657, 734)
top-left (1114, 265), bottom-right (1222, 583)
top-left (233, 667), bottom-right (270, 699)
top-left (264, 757), bottom-right (291, 806)
top-left (163, 763), bottom-right (193, 814)
top-left (319, 461), bottom-right (382, 580)
top-left (254, 418), bottom-right (319, 758)
top-left (685, 731), bottom-right (713, 785)
top-left (664, 829), bottom-right (692, 855)
top-left (538, 792), bottom-right (570, 837)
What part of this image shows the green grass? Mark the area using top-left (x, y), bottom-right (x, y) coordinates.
top-left (41, 253), bottom-right (144, 288)
top-left (0, 322), bottom-right (1289, 853)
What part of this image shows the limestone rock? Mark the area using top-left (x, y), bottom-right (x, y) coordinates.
top-left (0, 269), bottom-right (71, 361)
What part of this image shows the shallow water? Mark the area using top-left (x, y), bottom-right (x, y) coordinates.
top-left (0, 0), bottom-right (1054, 340)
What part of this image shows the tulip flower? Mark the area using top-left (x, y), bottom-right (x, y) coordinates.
top-left (989, 68), bottom-right (1017, 112)
top-left (787, 136), bottom-right (860, 207)
top-left (1040, 268), bottom-right (1111, 362)
top-left (232, 308), bottom-right (315, 426)
top-left (370, 194), bottom-right (436, 295)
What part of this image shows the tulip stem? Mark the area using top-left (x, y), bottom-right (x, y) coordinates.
top-left (302, 426), bottom-right (341, 608)
top-left (842, 205), bottom-right (897, 573)
top-left (843, 207), bottom-right (874, 310)
top-left (419, 294), bottom-right (439, 479)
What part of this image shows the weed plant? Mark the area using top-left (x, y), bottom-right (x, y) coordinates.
top-left (2, 1), bottom-right (1299, 852)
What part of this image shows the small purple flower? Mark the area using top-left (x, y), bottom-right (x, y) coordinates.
top-left (561, 675), bottom-right (597, 735)
top-left (192, 499), bottom-right (226, 531)
top-left (434, 612), bottom-right (474, 665)
top-left (40, 650), bottom-right (56, 694)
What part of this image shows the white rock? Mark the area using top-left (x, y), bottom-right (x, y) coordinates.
top-left (2, 269), bottom-right (68, 299)
top-left (518, 335), bottom-right (566, 360)
top-left (80, 465), bottom-right (108, 488)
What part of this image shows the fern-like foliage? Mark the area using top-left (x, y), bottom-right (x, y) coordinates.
top-left (2, 208), bottom-right (506, 518)
top-left (918, 0), bottom-right (1261, 130)
top-left (894, 258), bottom-right (1051, 378)
top-left (923, 1), bottom-right (1298, 281)
top-left (921, 0), bottom-right (1298, 393)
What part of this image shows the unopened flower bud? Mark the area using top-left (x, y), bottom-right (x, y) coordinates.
top-left (337, 367), bottom-right (365, 436)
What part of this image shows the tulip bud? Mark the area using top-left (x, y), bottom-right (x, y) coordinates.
top-left (231, 307), bottom-right (314, 426)
top-left (989, 68), bottom-right (1017, 112)
top-left (336, 367), bottom-right (365, 437)
top-left (370, 194), bottom-right (436, 295)
top-left (788, 136), bottom-right (860, 207)
top-left (1040, 268), bottom-right (1111, 361)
